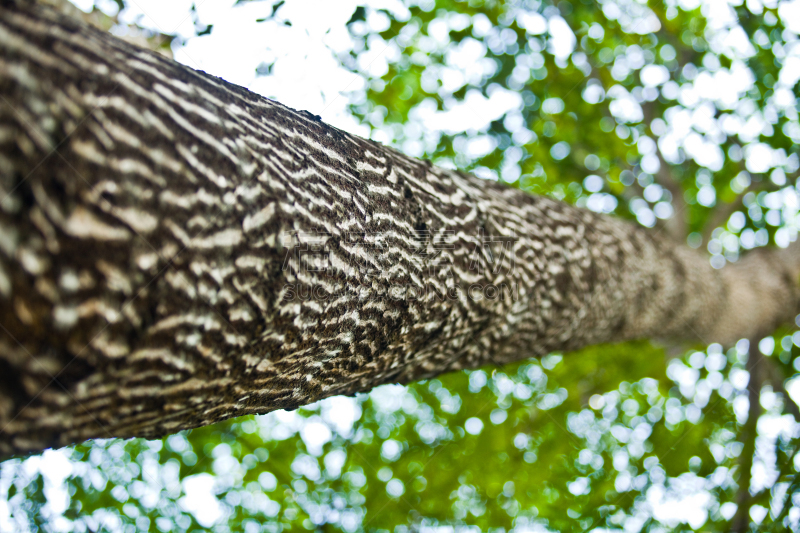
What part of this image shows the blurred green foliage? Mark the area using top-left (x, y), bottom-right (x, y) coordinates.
top-left (2, 0), bottom-right (800, 531)
top-left (3, 337), bottom-right (799, 531)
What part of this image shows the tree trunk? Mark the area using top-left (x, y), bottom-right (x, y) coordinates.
top-left (0, 2), bottom-right (797, 456)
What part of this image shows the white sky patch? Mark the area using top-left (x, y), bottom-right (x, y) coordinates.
top-left (300, 417), bottom-right (333, 455)
top-left (780, 54), bottom-right (800, 88)
top-left (39, 450), bottom-right (74, 516)
top-left (640, 64), bottom-right (669, 86)
top-left (446, 37), bottom-right (489, 76)
top-left (547, 16), bottom-right (576, 59)
top-left (716, 25), bottom-right (757, 58)
top-left (370, 383), bottom-right (408, 412)
top-left (176, 4), bottom-right (280, 86)
top-left (320, 395), bottom-right (363, 437)
top-left (600, 0), bottom-right (661, 34)
top-left (380, 439), bottom-right (403, 462)
top-left (745, 142), bottom-right (784, 173)
top-left (120, 0), bottom-right (197, 37)
top-left (752, 413), bottom-right (799, 492)
top-left (180, 474), bottom-right (223, 527)
top-left (646, 476), bottom-right (711, 530)
top-left (70, 0), bottom-right (95, 11)
top-left (465, 135), bottom-right (497, 158)
top-left (786, 376), bottom-right (800, 406)
top-left (701, 0), bottom-right (738, 29)
top-left (440, 66), bottom-right (466, 93)
top-left (692, 62), bottom-right (755, 109)
top-left (780, 0), bottom-right (800, 34)
top-left (679, 0), bottom-right (702, 11)
top-left (517, 11), bottom-right (547, 35)
top-left (582, 80), bottom-right (606, 104)
top-left (257, 409), bottom-right (304, 440)
top-left (357, 36), bottom-right (397, 78)
top-left (427, 17), bottom-right (451, 46)
top-left (465, 417), bottom-right (484, 435)
top-left (607, 85), bottom-right (643, 123)
top-left (418, 87), bottom-right (522, 134)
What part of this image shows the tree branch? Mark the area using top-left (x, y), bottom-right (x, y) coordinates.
top-left (1, 2), bottom-right (800, 456)
top-left (731, 344), bottom-right (764, 533)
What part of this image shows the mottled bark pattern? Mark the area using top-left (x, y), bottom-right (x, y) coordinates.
top-left (0, 3), bottom-right (798, 455)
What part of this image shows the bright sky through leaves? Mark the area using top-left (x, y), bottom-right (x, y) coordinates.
top-left (3, 0), bottom-right (800, 531)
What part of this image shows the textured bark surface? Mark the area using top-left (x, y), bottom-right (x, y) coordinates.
top-left (0, 3), bottom-right (798, 456)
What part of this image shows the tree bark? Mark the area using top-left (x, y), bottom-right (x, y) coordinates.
top-left (0, 2), bottom-right (798, 456)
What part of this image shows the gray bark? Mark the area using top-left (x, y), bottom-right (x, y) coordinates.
top-left (0, 2), bottom-right (798, 456)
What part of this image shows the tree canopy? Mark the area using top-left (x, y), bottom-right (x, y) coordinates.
top-left (2, 0), bottom-right (800, 531)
